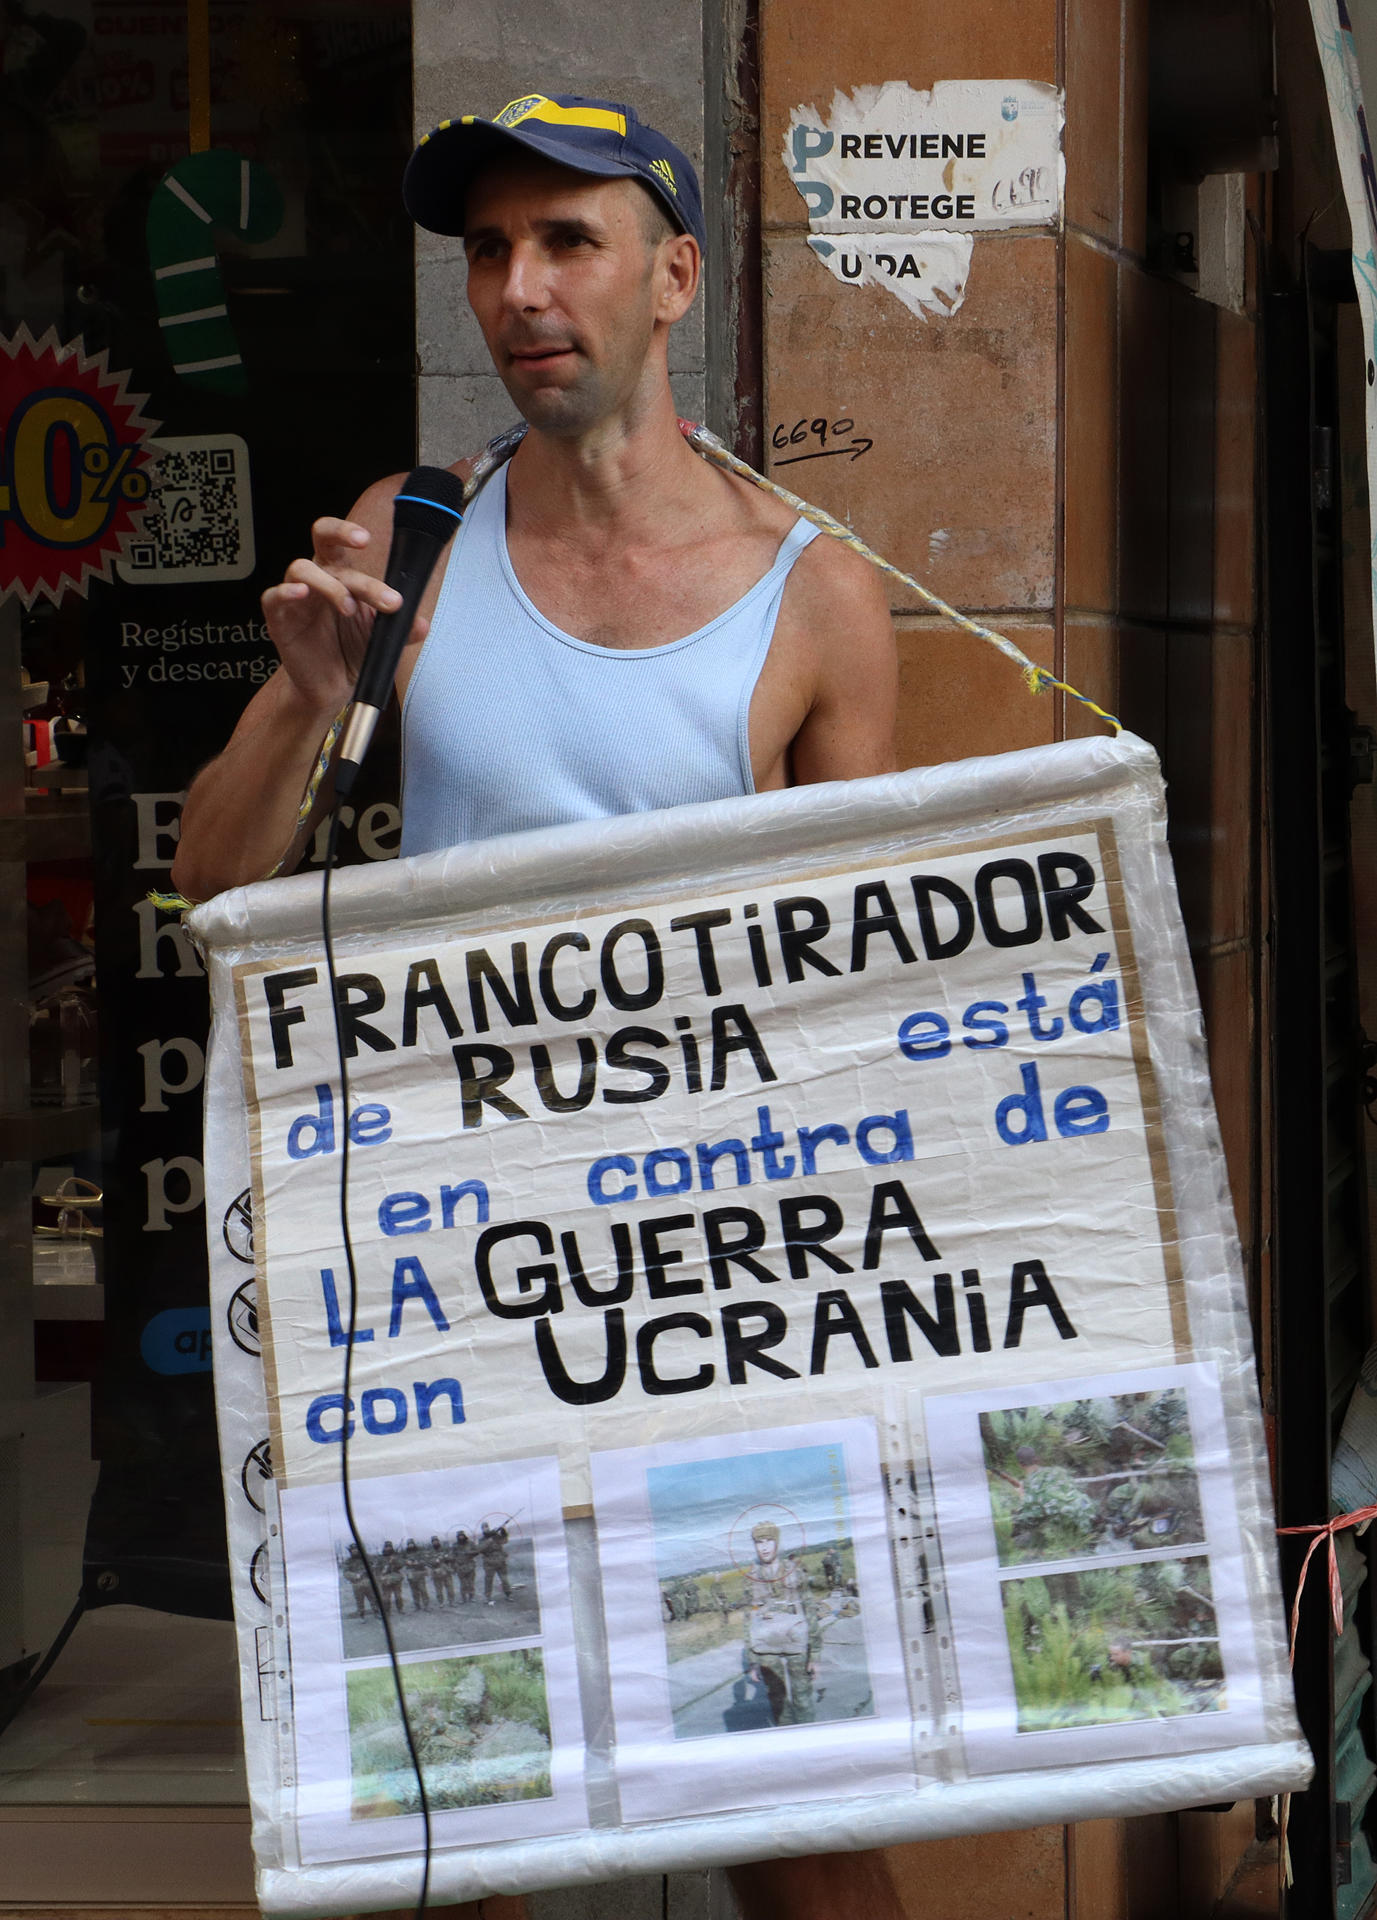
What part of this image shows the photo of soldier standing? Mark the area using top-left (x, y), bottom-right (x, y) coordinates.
top-left (453, 1529), bottom-right (478, 1604)
top-left (743, 1522), bottom-right (821, 1726)
top-left (427, 1535), bottom-right (455, 1608)
top-left (342, 1542), bottom-right (378, 1621)
top-left (647, 1443), bottom-right (873, 1741)
top-left (403, 1539), bottom-right (432, 1611)
top-left (480, 1521), bottom-right (514, 1604)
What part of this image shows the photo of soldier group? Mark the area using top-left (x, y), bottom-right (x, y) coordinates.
top-left (336, 1514), bottom-right (541, 1659)
top-left (1001, 1554), bottom-right (1226, 1732)
top-left (645, 1442), bottom-right (874, 1740)
top-left (980, 1388), bottom-right (1205, 1567)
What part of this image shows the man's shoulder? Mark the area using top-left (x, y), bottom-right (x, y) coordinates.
top-left (784, 518), bottom-right (891, 629)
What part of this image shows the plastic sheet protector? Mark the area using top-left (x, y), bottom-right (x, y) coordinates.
top-left (190, 733), bottom-right (1311, 1912)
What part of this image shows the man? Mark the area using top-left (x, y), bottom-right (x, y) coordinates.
top-left (169, 92), bottom-right (896, 899)
top-left (478, 1520), bottom-right (512, 1604)
top-left (742, 1521), bottom-right (820, 1727)
top-left (340, 1541), bottom-right (377, 1621)
top-left (452, 1527), bottom-right (478, 1605)
top-left (402, 1537), bottom-right (432, 1611)
top-left (427, 1533), bottom-right (456, 1609)
top-left (377, 1539), bottom-right (406, 1616)
top-left (170, 89), bottom-right (904, 1920)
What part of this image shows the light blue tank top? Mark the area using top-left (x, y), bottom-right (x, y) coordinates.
top-left (399, 462), bottom-right (820, 855)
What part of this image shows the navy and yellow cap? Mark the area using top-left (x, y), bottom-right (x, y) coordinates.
top-left (404, 92), bottom-right (706, 253)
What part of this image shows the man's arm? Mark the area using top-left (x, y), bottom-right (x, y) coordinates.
top-left (170, 475), bottom-right (410, 902)
top-left (788, 537), bottom-right (898, 786)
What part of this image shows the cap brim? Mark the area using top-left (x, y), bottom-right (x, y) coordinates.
top-left (403, 120), bottom-right (649, 237)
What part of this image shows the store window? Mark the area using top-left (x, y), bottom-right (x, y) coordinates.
top-left (2, 0), bottom-right (414, 1810)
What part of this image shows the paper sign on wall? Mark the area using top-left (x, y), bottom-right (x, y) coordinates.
top-left (786, 80), bottom-right (1064, 317)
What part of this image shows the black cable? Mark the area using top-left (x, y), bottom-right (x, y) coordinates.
top-left (0, 1593), bottom-right (87, 1741)
top-left (321, 806), bottom-right (432, 1916)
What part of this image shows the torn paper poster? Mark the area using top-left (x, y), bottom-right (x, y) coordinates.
top-left (787, 80), bottom-right (1064, 235)
top-left (807, 232), bottom-right (974, 320)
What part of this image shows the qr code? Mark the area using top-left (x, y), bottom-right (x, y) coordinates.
top-left (118, 433), bottom-right (256, 584)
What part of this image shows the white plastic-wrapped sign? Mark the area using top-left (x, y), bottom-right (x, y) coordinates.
top-left (191, 734), bottom-right (1310, 1912)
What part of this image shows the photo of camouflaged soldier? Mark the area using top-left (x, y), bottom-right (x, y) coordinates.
top-left (480, 1521), bottom-right (513, 1603)
top-left (428, 1534), bottom-right (456, 1608)
top-left (334, 1509), bottom-right (541, 1659)
top-left (403, 1538), bottom-right (432, 1611)
top-left (341, 1541), bottom-right (379, 1620)
top-left (645, 1441), bottom-right (873, 1740)
top-left (453, 1529), bottom-right (479, 1603)
top-left (743, 1520), bottom-right (821, 1726)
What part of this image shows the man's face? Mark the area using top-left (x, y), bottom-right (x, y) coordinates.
top-left (463, 153), bottom-right (693, 436)
top-left (753, 1534), bottom-right (778, 1566)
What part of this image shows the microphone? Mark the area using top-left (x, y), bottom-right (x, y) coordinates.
top-left (333, 465), bottom-right (468, 799)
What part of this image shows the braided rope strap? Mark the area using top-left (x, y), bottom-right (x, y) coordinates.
top-left (679, 419), bottom-right (1121, 734)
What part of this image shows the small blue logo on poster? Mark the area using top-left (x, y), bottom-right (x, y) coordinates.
top-left (140, 1305), bottom-right (213, 1373)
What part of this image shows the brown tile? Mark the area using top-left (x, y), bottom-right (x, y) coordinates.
top-left (1167, 290), bottom-right (1218, 627)
top-left (886, 1824), bottom-right (1066, 1919)
top-left (895, 616), bottom-right (1056, 767)
top-left (1122, 0), bottom-right (1149, 257)
top-left (1217, 1843), bottom-right (1282, 1918)
top-left (764, 233), bottom-right (1058, 612)
top-left (1066, 238), bottom-right (1120, 615)
top-left (1066, 0), bottom-right (1122, 242)
top-left (1068, 1816), bottom-right (1180, 1920)
top-left (1068, 1818), bottom-right (1128, 1920)
top-left (1178, 1804), bottom-right (1273, 1916)
top-left (1118, 264), bottom-right (1171, 622)
top-left (1214, 310), bottom-right (1257, 629)
top-left (761, 0), bottom-right (1058, 231)
top-left (1162, 627), bottom-right (1213, 945)
top-left (1063, 617), bottom-right (1120, 740)
top-left (1195, 943), bottom-right (1257, 1248)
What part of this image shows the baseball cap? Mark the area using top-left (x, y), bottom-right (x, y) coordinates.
top-left (404, 92), bottom-right (707, 253)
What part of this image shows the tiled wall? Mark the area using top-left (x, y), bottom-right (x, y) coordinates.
top-left (759, 0), bottom-right (1265, 1289)
top-left (758, 0), bottom-right (1270, 1910)
top-left (760, 0), bottom-right (1061, 777)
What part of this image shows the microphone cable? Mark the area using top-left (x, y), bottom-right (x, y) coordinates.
top-left (321, 801), bottom-right (434, 1918)
top-left (313, 459), bottom-right (485, 1916)
top-left (312, 451), bottom-right (491, 1914)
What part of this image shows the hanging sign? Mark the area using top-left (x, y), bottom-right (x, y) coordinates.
top-left (192, 735), bottom-right (1309, 1910)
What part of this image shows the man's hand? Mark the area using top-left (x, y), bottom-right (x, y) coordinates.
top-left (261, 513), bottom-right (407, 720)
top-left (172, 468), bottom-right (437, 901)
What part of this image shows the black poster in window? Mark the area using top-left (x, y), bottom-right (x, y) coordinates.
top-left (3, 0), bottom-right (415, 1619)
